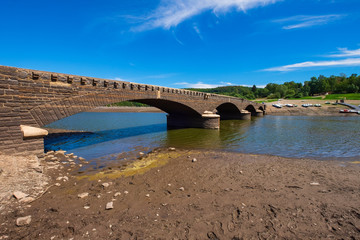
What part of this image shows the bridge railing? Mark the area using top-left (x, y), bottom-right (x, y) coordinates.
top-left (0, 65), bottom-right (259, 104)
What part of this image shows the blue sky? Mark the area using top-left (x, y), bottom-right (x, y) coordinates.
top-left (1, 0), bottom-right (360, 88)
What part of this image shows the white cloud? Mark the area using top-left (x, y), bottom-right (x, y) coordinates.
top-left (132, 0), bottom-right (280, 31)
top-left (274, 14), bottom-right (345, 30)
top-left (263, 58), bottom-right (360, 72)
top-left (175, 81), bottom-right (233, 88)
top-left (327, 47), bottom-right (360, 57)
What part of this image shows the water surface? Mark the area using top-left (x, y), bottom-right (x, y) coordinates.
top-left (45, 112), bottom-right (360, 163)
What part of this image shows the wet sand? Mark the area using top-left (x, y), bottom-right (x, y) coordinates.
top-left (1, 149), bottom-right (360, 239)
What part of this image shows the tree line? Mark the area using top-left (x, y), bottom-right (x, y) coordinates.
top-left (187, 74), bottom-right (360, 99)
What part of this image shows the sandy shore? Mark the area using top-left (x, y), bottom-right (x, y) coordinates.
top-left (1, 148), bottom-right (360, 239)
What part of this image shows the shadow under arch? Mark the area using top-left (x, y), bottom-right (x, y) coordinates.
top-left (245, 105), bottom-right (257, 116)
top-left (215, 102), bottom-right (242, 120)
top-left (130, 99), bottom-right (201, 117)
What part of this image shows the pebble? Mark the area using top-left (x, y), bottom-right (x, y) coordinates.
top-left (139, 152), bottom-right (145, 156)
top-left (55, 183), bottom-right (61, 186)
top-left (179, 187), bottom-right (185, 191)
top-left (310, 182), bottom-right (320, 186)
top-left (146, 194), bottom-right (150, 197)
top-left (168, 147), bottom-right (176, 151)
top-left (102, 183), bottom-right (110, 188)
top-left (114, 192), bottom-right (121, 197)
top-left (19, 197), bottom-right (35, 203)
top-left (79, 157), bottom-right (85, 161)
top-left (16, 216), bottom-right (31, 226)
top-left (192, 158), bottom-right (197, 162)
top-left (124, 191), bottom-right (129, 194)
top-left (13, 191), bottom-right (28, 200)
top-left (84, 206), bottom-right (90, 209)
top-left (106, 202), bottom-right (114, 210)
top-left (78, 192), bottom-right (89, 198)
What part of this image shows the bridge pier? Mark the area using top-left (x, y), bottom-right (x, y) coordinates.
top-left (253, 110), bottom-right (264, 117)
top-left (219, 110), bottom-right (251, 120)
top-left (167, 113), bottom-right (220, 129)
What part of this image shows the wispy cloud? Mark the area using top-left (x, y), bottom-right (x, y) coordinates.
top-left (327, 47), bottom-right (360, 57)
top-left (263, 47), bottom-right (360, 72)
top-left (175, 81), bottom-right (233, 88)
top-left (264, 58), bottom-right (360, 72)
top-left (132, 0), bottom-right (281, 31)
top-left (274, 14), bottom-right (345, 30)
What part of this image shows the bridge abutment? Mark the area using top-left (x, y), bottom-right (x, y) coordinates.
top-left (167, 113), bottom-right (220, 129)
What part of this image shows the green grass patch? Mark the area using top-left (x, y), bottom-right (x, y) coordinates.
top-left (324, 93), bottom-right (360, 100)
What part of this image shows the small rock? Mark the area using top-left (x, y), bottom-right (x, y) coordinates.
top-left (167, 183), bottom-right (172, 186)
top-left (192, 158), bottom-right (197, 162)
top-left (102, 183), bottom-right (110, 188)
top-left (124, 191), bottom-right (129, 194)
top-left (84, 206), bottom-right (90, 209)
top-left (139, 152), bottom-right (145, 156)
top-left (79, 157), bottom-right (86, 161)
top-left (106, 202), bottom-right (114, 210)
top-left (19, 197), bottom-right (35, 203)
top-left (239, 171), bottom-right (243, 174)
top-left (168, 147), bottom-right (176, 151)
top-left (55, 183), bottom-right (61, 186)
top-left (78, 193), bottom-right (89, 198)
top-left (114, 192), bottom-right (121, 197)
top-left (179, 187), bottom-right (185, 191)
top-left (16, 216), bottom-right (31, 226)
top-left (146, 194), bottom-right (150, 197)
top-left (310, 182), bottom-right (320, 186)
top-left (13, 191), bottom-right (28, 200)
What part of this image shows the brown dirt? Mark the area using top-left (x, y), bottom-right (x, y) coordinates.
top-left (1, 149), bottom-right (360, 239)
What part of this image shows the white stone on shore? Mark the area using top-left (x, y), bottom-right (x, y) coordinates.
top-left (13, 191), bottom-right (28, 200)
top-left (179, 187), bottom-right (185, 191)
top-left (124, 191), bottom-right (129, 194)
top-left (84, 206), bottom-right (90, 209)
top-left (19, 197), bottom-right (35, 203)
top-left (310, 182), bottom-right (320, 186)
top-left (146, 194), bottom-right (150, 197)
top-left (106, 202), bottom-right (114, 210)
top-left (78, 192), bottom-right (89, 198)
top-left (114, 192), bottom-right (121, 197)
top-left (102, 183), bottom-right (110, 188)
top-left (168, 147), bottom-right (176, 151)
top-left (16, 216), bottom-right (31, 226)
top-left (192, 158), bottom-right (197, 162)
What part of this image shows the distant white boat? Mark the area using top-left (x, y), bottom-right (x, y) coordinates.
top-left (272, 104), bottom-right (282, 108)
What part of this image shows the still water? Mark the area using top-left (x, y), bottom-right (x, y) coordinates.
top-left (45, 112), bottom-right (360, 163)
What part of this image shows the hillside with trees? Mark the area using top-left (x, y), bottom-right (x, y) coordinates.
top-left (187, 74), bottom-right (360, 100)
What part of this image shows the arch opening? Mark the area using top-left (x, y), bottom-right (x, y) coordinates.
top-left (245, 105), bottom-right (257, 116)
top-left (215, 103), bottom-right (241, 120)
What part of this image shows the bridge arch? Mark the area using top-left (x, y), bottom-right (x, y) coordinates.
top-left (245, 104), bottom-right (257, 116)
top-left (215, 103), bottom-right (241, 120)
top-left (131, 99), bottom-right (201, 117)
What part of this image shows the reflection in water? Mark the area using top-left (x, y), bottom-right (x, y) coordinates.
top-left (45, 112), bottom-right (360, 162)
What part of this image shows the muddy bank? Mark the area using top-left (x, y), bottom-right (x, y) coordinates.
top-left (1, 149), bottom-right (360, 239)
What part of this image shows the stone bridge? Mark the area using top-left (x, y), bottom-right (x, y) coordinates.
top-left (0, 65), bottom-right (265, 155)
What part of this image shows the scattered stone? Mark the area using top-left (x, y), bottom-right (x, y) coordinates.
top-left (19, 197), bottom-right (35, 203)
top-left (13, 191), bottom-right (28, 200)
top-left (168, 183), bottom-right (172, 186)
top-left (310, 182), bottom-right (320, 186)
top-left (55, 183), bottom-right (61, 186)
top-left (139, 152), bottom-right (145, 156)
top-left (78, 192), bottom-right (89, 198)
top-left (179, 187), bottom-right (185, 191)
top-left (124, 191), bottom-right (129, 194)
top-left (168, 147), bottom-right (176, 151)
top-left (106, 202), bottom-right (114, 210)
top-left (146, 194), bottom-right (150, 197)
top-left (114, 192), bottom-right (121, 197)
top-left (16, 216), bottom-right (31, 226)
top-left (79, 157), bottom-right (86, 161)
top-left (192, 158), bottom-right (197, 162)
top-left (84, 206), bottom-right (90, 209)
top-left (102, 183), bottom-right (110, 188)
top-left (239, 171), bottom-right (243, 174)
